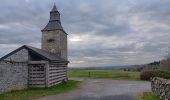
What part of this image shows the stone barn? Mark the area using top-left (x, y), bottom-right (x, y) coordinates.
top-left (0, 5), bottom-right (68, 93)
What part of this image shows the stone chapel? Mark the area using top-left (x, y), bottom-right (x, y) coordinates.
top-left (0, 5), bottom-right (68, 93)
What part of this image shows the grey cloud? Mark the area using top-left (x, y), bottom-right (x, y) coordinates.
top-left (129, 0), bottom-right (170, 25)
top-left (0, 0), bottom-right (169, 67)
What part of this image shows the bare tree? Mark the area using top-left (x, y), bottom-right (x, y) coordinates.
top-left (161, 46), bottom-right (170, 70)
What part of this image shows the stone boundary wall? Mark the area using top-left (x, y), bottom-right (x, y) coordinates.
top-left (151, 77), bottom-right (170, 100)
top-left (0, 61), bottom-right (28, 93)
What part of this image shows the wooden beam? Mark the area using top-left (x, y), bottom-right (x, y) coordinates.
top-left (28, 61), bottom-right (48, 64)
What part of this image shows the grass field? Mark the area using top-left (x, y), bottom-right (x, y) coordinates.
top-left (140, 92), bottom-right (162, 100)
top-left (68, 69), bottom-right (140, 81)
top-left (0, 80), bottom-right (80, 100)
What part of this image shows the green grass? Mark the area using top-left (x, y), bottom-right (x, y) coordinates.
top-left (140, 92), bottom-right (162, 100)
top-left (68, 69), bottom-right (140, 81)
top-left (0, 80), bottom-right (80, 100)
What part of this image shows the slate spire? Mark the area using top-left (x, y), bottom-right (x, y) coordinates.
top-left (42, 4), bottom-right (63, 31)
top-left (51, 4), bottom-right (57, 12)
top-left (50, 4), bottom-right (60, 22)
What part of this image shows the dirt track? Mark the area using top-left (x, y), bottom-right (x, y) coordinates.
top-left (38, 78), bottom-right (150, 100)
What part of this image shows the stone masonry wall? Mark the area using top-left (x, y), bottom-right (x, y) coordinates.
top-left (151, 77), bottom-right (170, 100)
top-left (42, 30), bottom-right (67, 60)
top-left (0, 61), bottom-right (28, 93)
top-left (4, 48), bottom-right (29, 62)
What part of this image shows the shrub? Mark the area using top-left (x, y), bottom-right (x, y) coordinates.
top-left (140, 70), bottom-right (155, 80)
top-left (140, 70), bottom-right (170, 80)
top-left (154, 70), bottom-right (170, 79)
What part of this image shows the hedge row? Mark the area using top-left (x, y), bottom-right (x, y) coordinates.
top-left (140, 70), bottom-right (170, 81)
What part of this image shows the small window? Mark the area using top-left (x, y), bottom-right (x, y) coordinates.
top-left (47, 38), bottom-right (55, 43)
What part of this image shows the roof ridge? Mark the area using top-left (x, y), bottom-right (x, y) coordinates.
top-left (25, 45), bottom-right (67, 61)
top-left (25, 45), bottom-right (56, 55)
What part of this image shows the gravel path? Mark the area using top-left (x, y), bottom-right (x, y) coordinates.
top-left (38, 78), bottom-right (150, 100)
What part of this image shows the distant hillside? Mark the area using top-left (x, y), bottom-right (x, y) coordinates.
top-left (69, 65), bottom-right (143, 70)
top-left (69, 61), bottom-right (161, 71)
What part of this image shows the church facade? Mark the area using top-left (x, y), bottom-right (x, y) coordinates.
top-left (0, 5), bottom-right (68, 93)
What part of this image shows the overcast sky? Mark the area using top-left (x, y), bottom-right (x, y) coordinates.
top-left (0, 0), bottom-right (170, 67)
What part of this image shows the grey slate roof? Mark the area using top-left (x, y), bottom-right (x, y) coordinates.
top-left (25, 45), bottom-right (67, 61)
top-left (0, 45), bottom-right (68, 62)
top-left (42, 5), bottom-right (66, 32)
top-left (42, 21), bottom-right (63, 31)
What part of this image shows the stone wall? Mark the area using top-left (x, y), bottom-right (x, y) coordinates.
top-left (4, 48), bottom-right (29, 62)
top-left (42, 30), bottom-right (67, 60)
top-left (151, 77), bottom-right (170, 100)
top-left (0, 61), bottom-right (28, 93)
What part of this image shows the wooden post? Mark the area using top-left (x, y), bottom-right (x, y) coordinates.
top-left (66, 63), bottom-right (68, 81)
top-left (45, 63), bottom-right (49, 87)
top-left (88, 72), bottom-right (91, 77)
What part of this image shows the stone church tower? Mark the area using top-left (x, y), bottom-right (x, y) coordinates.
top-left (41, 5), bottom-right (67, 60)
top-left (0, 5), bottom-right (69, 91)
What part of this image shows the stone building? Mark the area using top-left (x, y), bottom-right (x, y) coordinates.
top-left (0, 5), bottom-right (68, 93)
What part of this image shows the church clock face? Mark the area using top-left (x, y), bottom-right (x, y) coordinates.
top-left (47, 38), bottom-right (55, 43)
